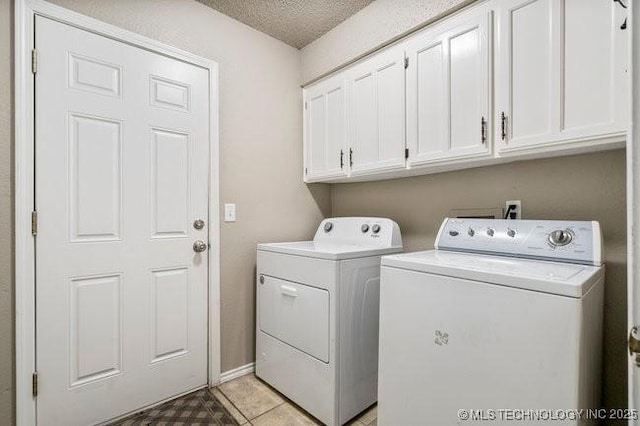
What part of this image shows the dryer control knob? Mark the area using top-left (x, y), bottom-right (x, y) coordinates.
top-left (372, 224), bottom-right (381, 234)
top-left (507, 228), bottom-right (516, 238)
top-left (361, 224), bottom-right (370, 233)
top-left (487, 228), bottom-right (495, 237)
top-left (324, 222), bottom-right (333, 232)
top-left (548, 229), bottom-right (573, 246)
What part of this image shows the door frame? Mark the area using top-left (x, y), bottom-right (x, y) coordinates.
top-left (14, 1), bottom-right (221, 424)
top-left (630, 0), bottom-right (639, 418)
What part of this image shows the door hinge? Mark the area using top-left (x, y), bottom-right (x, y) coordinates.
top-left (31, 49), bottom-right (37, 74)
top-left (305, 167), bottom-right (308, 175)
top-left (32, 372), bottom-right (38, 398)
top-left (349, 148), bottom-right (353, 168)
top-left (405, 148), bottom-right (409, 159)
top-left (304, 102), bottom-right (308, 110)
top-left (404, 57), bottom-right (409, 69)
top-left (31, 211), bottom-right (37, 236)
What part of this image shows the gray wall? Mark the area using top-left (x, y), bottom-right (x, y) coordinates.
top-left (0, 0), bottom-right (331, 423)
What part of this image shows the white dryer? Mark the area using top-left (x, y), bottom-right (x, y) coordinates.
top-left (378, 218), bottom-right (604, 425)
top-left (256, 217), bottom-right (403, 425)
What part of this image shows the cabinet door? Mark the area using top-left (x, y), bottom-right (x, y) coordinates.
top-left (495, 0), bottom-right (561, 151)
top-left (406, 7), bottom-right (491, 167)
top-left (348, 46), bottom-right (406, 175)
top-left (496, 0), bottom-right (628, 154)
top-left (303, 76), bottom-right (348, 181)
top-left (561, 0), bottom-right (628, 140)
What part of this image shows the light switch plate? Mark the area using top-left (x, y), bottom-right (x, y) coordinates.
top-left (224, 203), bottom-right (236, 222)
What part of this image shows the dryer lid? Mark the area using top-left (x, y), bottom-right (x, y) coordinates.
top-left (381, 250), bottom-right (603, 298)
top-left (257, 217), bottom-right (403, 260)
top-left (258, 241), bottom-right (402, 260)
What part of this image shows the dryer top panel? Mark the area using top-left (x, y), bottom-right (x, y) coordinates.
top-left (435, 218), bottom-right (603, 266)
top-left (257, 217), bottom-right (403, 260)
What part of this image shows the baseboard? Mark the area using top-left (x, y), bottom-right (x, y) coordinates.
top-left (219, 362), bottom-right (255, 384)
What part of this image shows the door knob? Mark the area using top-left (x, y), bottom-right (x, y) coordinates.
top-left (193, 240), bottom-right (208, 253)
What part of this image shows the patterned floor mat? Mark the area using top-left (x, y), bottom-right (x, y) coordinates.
top-left (108, 388), bottom-right (238, 426)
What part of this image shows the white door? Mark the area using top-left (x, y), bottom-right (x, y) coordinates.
top-left (406, 6), bottom-right (491, 166)
top-left (348, 45), bottom-right (406, 176)
top-left (35, 16), bottom-right (210, 426)
top-left (494, 0), bottom-right (561, 150)
top-left (304, 75), bottom-right (348, 181)
top-left (559, 0), bottom-right (628, 141)
top-left (495, 0), bottom-right (628, 154)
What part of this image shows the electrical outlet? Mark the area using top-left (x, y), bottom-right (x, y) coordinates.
top-left (224, 203), bottom-right (236, 222)
top-left (505, 200), bottom-right (522, 219)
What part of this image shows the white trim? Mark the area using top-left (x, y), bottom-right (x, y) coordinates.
top-left (14, 1), bottom-right (221, 424)
top-left (629, 0), bottom-right (639, 416)
top-left (219, 363), bottom-right (256, 384)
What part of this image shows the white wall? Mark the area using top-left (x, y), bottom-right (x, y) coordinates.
top-left (300, 0), bottom-right (473, 83)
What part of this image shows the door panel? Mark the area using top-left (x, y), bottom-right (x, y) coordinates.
top-left (406, 7), bottom-right (491, 166)
top-left (348, 46), bottom-right (406, 174)
top-left (449, 24), bottom-right (486, 152)
top-left (303, 75), bottom-right (347, 181)
top-left (411, 40), bottom-right (448, 159)
top-left (510, 0), bottom-right (553, 140)
top-left (35, 16), bottom-right (209, 426)
top-left (562, 0), bottom-right (628, 136)
top-left (351, 72), bottom-right (377, 167)
top-left (259, 276), bottom-right (330, 363)
top-left (495, 0), bottom-right (560, 151)
top-left (496, 0), bottom-right (627, 153)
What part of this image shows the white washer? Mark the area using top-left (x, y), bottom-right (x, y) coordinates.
top-left (378, 218), bottom-right (604, 425)
top-left (256, 217), bottom-right (403, 425)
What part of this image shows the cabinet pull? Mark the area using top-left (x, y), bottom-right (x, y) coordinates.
top-left (501, 112), bottom-right (508, 141)
top-left (340, 149), bottom-right (344, 169)
top-left (481, 117), bottom-right (487, 144)
top-left (349, 148), bottom-right (353, 167)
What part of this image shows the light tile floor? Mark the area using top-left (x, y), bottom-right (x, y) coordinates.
top-left (215, 374), bottom-right (377, 426)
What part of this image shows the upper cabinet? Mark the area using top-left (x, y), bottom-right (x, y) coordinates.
top-left (303, 75), bottom-right (348, 182)
top-left (495, 0), bottom-right (629, 155)
top-left (302, 0), bottom-right (629, 183)
top-left (347, 45), bottom-right (406, 176)
top-left (406, 5), bottom-right (492, 167)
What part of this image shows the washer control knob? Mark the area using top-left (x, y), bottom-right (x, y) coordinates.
top-left (468, 228), bottom-right (475, 237)
top-left (486, 228), bottom-right (495, 237)
top-left (324, 222), bottom-right (333, 232)
top-left (372, 224), bottom-right (381, 234)
top-left (449, 230), bottom-right (459, 237)
top-left (361, 224), bottom-right (370, 233)
top-left (507, 228), bottom-right (516, 238)
top-left (548, 229), bottom-right (573, 246)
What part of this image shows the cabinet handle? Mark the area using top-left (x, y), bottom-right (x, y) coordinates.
top-left (481, 117), bottom-right (487, 144)
top-left (349, 148), bottom-right (353, 168)
top-left (501, 112), bottom-right (508, 141)
top-left (340, 149), bottom-right (344, 169)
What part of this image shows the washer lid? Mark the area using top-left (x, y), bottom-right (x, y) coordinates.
top-left (381, 250), bottom-right (604, 298)
top-left (258, 241), bottom-right (402, 261)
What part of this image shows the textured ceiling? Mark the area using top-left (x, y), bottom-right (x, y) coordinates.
top-left (196, 0), bottom-right (375, 49)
